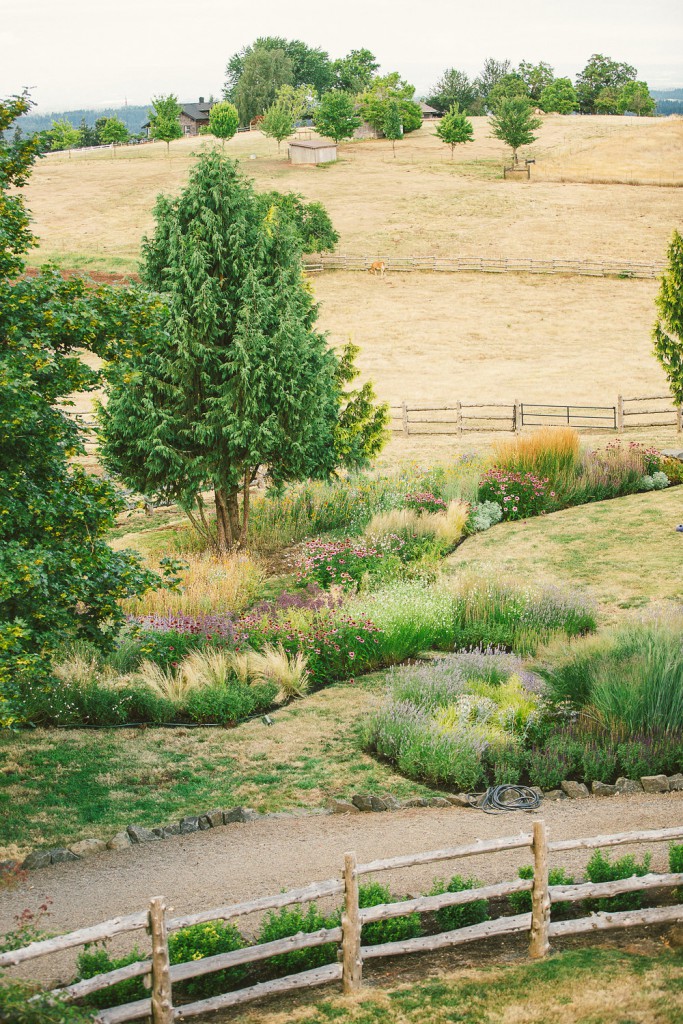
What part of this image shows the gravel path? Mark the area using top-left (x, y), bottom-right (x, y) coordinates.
top-left (2, 792), bottom-right (682, 985)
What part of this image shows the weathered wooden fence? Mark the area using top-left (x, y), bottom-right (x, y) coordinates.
top-left (3, 823), bottom-right (683, 1022)
top-left (391, 395), bottom-right (682, 435)
top-left (302, 253), bottom-right (666, 279)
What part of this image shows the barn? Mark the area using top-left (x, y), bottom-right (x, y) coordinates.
top-left (288, 139), bottom-right (338, 164)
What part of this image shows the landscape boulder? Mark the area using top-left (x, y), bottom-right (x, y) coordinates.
top-left (351, 794), bottom-right (374, 812)
top-left (180, 816), bottom-right (200, 835)
top-left (381, 794), bottom-right (402, 810)
top-left (22, 850), bottom-right (51, 870)
top-left (668, 774), bottom-right (683, 792)
top-left (402, 797), bottom-right (429, 807)
top-left (428, 797), bottom-right (452, 808)
top-left (223, 807), bottom-right (260, 823)
top-left (153, 823), bottom-right (181, 838)
top-left (107, 832), bottom-right (132, 850)
top-left (49, 848), bottom-right (80, 864)
top-left (615, 778), bottom-right (643, 794)
top-left (328, 798), bottom-right (359, 814)
top-left (592, 781), bottom-right (617, 797)
top-left (199, 809), bottom-right (224, 829)
top-left (640, 775), bottom-right (669, 793)
top-left (541, 790), bottom-right (566, 800)
top-left (69, 838), bottom-right (106, 858)
top-left (127, 824), bottom-right (161, 844)
top-left (561, 781), bottom-right (590, 799)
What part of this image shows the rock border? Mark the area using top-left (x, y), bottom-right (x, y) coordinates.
top-left (6, 774), bottom-right (682, 874)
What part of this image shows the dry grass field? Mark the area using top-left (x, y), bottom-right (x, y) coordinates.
top-left (28, 114), bottom-right (683, 454)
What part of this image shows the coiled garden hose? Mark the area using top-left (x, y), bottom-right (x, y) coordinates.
top-left (467, 784), bottom-right (542, 814)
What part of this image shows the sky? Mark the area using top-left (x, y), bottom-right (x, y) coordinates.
top-left (2, 0), bottom-right (682, 112)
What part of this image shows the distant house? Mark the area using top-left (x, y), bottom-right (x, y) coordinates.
top-left (143, 97), bottom-right (215, 138)
top-left (419, 103), bottom-right (440, 119)
top-left (288, 139), bottom-right (337, 164)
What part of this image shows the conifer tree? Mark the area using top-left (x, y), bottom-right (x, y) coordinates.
top-left (653, 230), bottom-right (683, 406)
top-left (100, 152), bottom-right (385, 551)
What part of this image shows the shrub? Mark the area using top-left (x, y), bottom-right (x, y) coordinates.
top-left (428, 875), bottom-right (489, 931)
top-left (0, 981), bottom-right (98, 1023)
top-left (256, 904), bottom-right (339, 974)
top-left (581, 741), bottom-right (619, 785)
top-left (468, 501), bottom-right (503, 532)
top-left (669, 843), bottom-right (683, 873)
top-left (661, 457), bottom-right (683, 485)
top-left (526, 746), bottom-right (571, 791)
top-left (486, 743), bottom-right (528, 785)
top-left (183, 681), bottom-right (277, 725)
top-left (117, 626), bottom-right (209, 671)
top-left (17, 680), bottom-right (176, 727)
top-left (168, 921), bottom-right (248, 997)
top-left (75, 947), bottom-right (147, 1009)
top-left (297, 537), bottom-right (383, 591)
top-left (478, 469), bottom-right (551, 520)
top-left (358, 881), bottom-right (422, 945)
top-left (585, 849), bottom-right (652, 912)
top-left (508, 866), bottom-right (575, 918)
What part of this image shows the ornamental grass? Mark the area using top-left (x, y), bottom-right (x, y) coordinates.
top-left (122, 553), bottom-right (265, 618)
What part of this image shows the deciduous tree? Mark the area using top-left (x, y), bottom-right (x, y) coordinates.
top-left (359, 73), bottom-right (421, 136)
top-left (260, 192), bottom-right (339, 252)
top-left (232, 46), bottom-right (294, 123)
top-left (209, 100), bottom-right (239, 146)
top-left (653, 230), bottom-right (683, 406)
top-left (517, 61), bottom-right (555, 102)
top-left (383, 99), bottom-right (403, 156)
top-left (49, 118), bottom-right (80, 155)
top-left (476, 58), bottom-right (512, 103)
top-left (618, 80), bottom-right (655, 116)
top-left (98, 115), bottom-right (129, 154)
top-left (313, 91), bottom-right (360, 143)
top-left (487, 74), bottom-right (529, 112)
top-left (489, 97), bottom-right (542, 164)
top-left (539, 78), bottom-right (578, 114)
top-left (575, 54), bottom-right (637, 114)
top-left (435, 104), bottom-right (474, 158)
top-left (332, 49), bottom-right (379, 93)
top-left (261, 100), bottom-right (295, 152)
top-left (148, 94), bottom-right (183, 154)
top-left (426, 68), bottom-right (481, 115)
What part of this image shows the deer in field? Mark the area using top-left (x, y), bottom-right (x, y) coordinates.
top-left (368, 260), bottom-right (387, 277)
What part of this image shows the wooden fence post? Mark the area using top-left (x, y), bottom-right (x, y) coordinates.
top-left (677, 406), bottom-right (683, 434)
top-left (341, 851), bottom-right (362, 994)
top-left (456, 400), bottom-right (462, 436)
top-left (529, 821), bottom-right (550, 959)
top-left (617, 395), bottom-right (625, 432)
top-left (514, 398), bottom-right (522, 434)
top-left (402, 402), bottom-right (409, 436)
top-left (148, 897), bottom-right (174, 1023)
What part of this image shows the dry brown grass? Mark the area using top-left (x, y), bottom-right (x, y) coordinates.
top-left (121, 551), bottom-right (264, 617)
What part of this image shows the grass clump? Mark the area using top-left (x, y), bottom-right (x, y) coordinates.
top-left (122, 553), bottom-right (264, 617)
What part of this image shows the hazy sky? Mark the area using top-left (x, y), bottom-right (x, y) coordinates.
top-left (3, 0), bottom-right (682, 111)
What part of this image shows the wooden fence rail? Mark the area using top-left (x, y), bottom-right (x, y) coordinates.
top-left (302, 253), bottom-right (666, 280)
top-left (390, 395), bottom-right (682, 435)
top-left (6, 822), bottom-right (683, 1023)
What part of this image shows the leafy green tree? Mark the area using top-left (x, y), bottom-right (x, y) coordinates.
top-left (575, 54), bottom-right (637, 114)
top-left (100, 152), bottom-right (385, 552)
top-left (208, 100), bottom-right (239, 146)
top-left (98, 116), bottom-right (129, 154)
top-left (383, 99), bottom-right (403, 157)
top-left (489, 97), bottom-right (542, 164)
top-left (435, 104), bottom-right (474, 158)
top-left (49, 118), bottom-right (80, 155)
top-left (359, 73), bottom-right (421, 135)
top-left (476, 58), bottom-right (512, 102)
top-left (261, 192), bottom-right (339, 252)
top-left (332, 49), bottom-right (379, 93)
top-left (77, 117), bottom-right (99, 147)
top-left (313, 91), bottom-right (360, 142)
top-left (261, 101), bottom-right (295, 152)
top-left (426, 68), bottom-right (481, 115)
top-left (653, 230), bottom-right (683, 407)
top-left (148, 94), bottom-right (183, 154)
top-left (517, 61), bottom-right (555, 102)
top-left (225, 38), bottom-right (332, 100)
top-left (233, 47), bottom-right (295, 123)
top-left (539, 78), bottom-right (578, 114)
top-left (595, 86), bottom-right (620, 115)
top-left (618, 80), bottom-right (655, 116)
top-left (273, 83), bottom-right (313, 122)
top-left (0, 92), bottom-right (162, 722)
top-left (487, 74), bottom-right (529, 112)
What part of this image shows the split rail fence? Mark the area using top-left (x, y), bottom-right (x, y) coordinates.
top-left (2, 823), bottom-right (683, 1022)
top-left (302, 253), bottom-right (666, 279)
top-left (391, 394), bottom-right (683, 435)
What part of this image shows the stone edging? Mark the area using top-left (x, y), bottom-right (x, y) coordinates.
top-left (5, 773), bottom-right (682, 874)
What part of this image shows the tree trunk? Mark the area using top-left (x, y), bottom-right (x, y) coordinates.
top-left (226, 491), bottom-right (241, 548)
top-left (238, 469), bottom-right (251, 549)
top-left (214, 488), bottom-right (233, 553)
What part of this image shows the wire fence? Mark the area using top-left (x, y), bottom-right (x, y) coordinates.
top-left (303, 253), bottom-right (667, 279)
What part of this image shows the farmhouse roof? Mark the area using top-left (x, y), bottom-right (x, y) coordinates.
top-left (289, 139), bottom-right (337, 149)
top-left (419, 102), bottom-right (439, 114)
top-left (181, 101), bottom-right (213, 121)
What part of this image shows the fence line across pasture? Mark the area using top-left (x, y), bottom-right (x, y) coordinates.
top-left (390, 394), bottom-right (683, 436)
top-left (302, 253), bottom-right (667, 280)
top-left (2, 822), bottom-right (683, 1022)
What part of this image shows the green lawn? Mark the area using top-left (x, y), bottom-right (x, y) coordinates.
top-left (0, 673), bottom-right (432, 858)
top-left (239, 948), bottom-right (683, 1024)
top-left (449, 488), bottom-right (683, 616)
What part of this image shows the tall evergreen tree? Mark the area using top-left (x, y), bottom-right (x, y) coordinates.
top-left (653, 230), bottom-right (683, 407)
top-left (100, 153), bottom-right (385, 551)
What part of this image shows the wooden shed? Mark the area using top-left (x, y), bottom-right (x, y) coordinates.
top-left (288, 139), bottom-right (337, 164)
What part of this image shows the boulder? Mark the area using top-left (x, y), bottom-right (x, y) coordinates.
top-left (223, 807), bottom-right (259, 823)
top-left (49, 848), bottom-right (80, 864)
top-left (351, 794), bottom-right (374, 813)
top-left (107, 832), bottom-right (132, 850)
top-left (153, 823), bottom-right (181, 839)
top-left (22, 850), bottom-right (51, 870)
top-left (180, 816), bottom-right (200, 835)
top-left (328, 798), bottom-right (359, 814)
top-left (668, 773), bottom-right (683, 792)
top-left (543, 789), bottom-right (567, 801)
top-left (641, 775), bottom-right (669, 793)
top-left (199, 809), bottom-right (224, 829)
top-left (428, 797), bottom-right (452, 808)
top-left (592, 781), bottom-right (617, 797)
top-left (69, 838), bottom-right (106, 858)
top-left (127, 824), bottom-right (161, 844)
top-left (402, 797), bottom-right (429, 808)
top-left (381, 794), bottom-right (402, 810)
top-left (615, 777), bottom-right (643, 794)
top-left (561, 780), bottom-right (590, 799)
top-left (445, 794), bottom-right (472, 807)
top-left (369, 796), bottom-right (388, 812)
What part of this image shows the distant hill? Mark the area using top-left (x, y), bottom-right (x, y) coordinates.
top-left (651, 89), bottom-right (683, 100)
top-left (16, 105), bottom-right (150, 135)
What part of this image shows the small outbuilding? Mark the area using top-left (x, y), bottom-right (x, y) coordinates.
top-left (419, 103), bottom-right (440, 119)
top-left (288, 139), bottom-right (337, 164)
